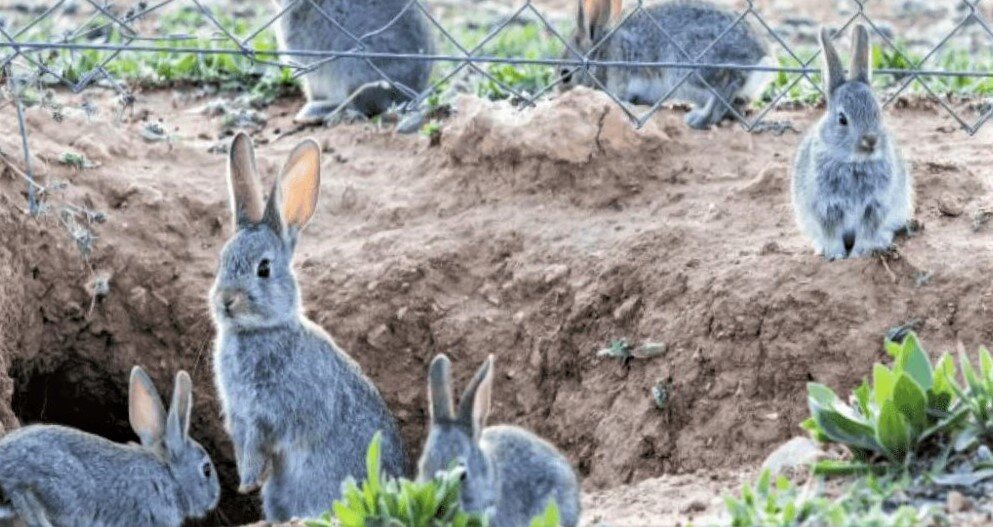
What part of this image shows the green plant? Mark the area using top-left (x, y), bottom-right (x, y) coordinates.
top-left (306, 432), bottom-right (487, 527)
top-left (715, 471), bottom-right (933, 527)
top-left (58, 151), bottom-right (96, 169)
top-left (803, 333), bottom-right (961, 464)
top-left (528, 501), bottom-right (561, 527)
top-left (946, 345), bottom-right (993, 452)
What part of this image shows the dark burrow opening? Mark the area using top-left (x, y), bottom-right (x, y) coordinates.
top-left (7, 359), bottom-right (258, 526)
top-left (9, 359), bottom-right (133, 444)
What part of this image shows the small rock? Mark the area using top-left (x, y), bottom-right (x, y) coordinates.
top-left (947, 490), bottom-right (971, 513)
top-left (761, 436), bottom-right (825, 476)
top-left (543, 264), bottom-right (570, 284)
top-left (680, 499), bottom-right (707, 514)
top-left (613, 296), bottom-right (641, 321)
top-left (938, 194), bottom-right (964, 217)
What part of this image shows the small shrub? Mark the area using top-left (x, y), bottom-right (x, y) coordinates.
top-left (305, 432), bottom-right (487, 527)
top-left (803, 333), bottom-right (961, 464)
top-left (306, 434), bottom-right (563, 527)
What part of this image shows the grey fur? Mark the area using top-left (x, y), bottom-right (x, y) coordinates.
top-left (0, 368), bottom-right (219, 527)
top-left (792, 25), bottom-right (913, 260)
top-left (418, 355), bottom-right (581, 527)
top-left (274, 0), bottom-right (435, 123)
top-left (211, 132), bottom-right (406, 522)
top-left (559, 0), bottom-right (773, 129)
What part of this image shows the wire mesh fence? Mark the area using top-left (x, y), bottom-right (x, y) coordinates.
top-left (1, 0), bottom-right (993, 215)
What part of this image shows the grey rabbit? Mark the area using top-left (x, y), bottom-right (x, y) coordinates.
top-left (559, 0), bottom-right (774, 129)
top-left (211, 132), bottom-right (406, 522)
top-left (0, 367), bottom-right (219, 527)
top-left (273, 0), bottom-right (435, 123)
top-left (418, 354), bottom-right (581, 527)
top-left (792, 25), bottom-right (913, 260)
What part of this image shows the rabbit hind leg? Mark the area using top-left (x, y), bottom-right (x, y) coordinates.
top-left (684, 76), bottom-right (743, 130)
top-left (7, 491), bottom-right (53, 527)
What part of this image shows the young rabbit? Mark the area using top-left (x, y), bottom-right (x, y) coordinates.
top-left (792, 25), bottom-right (913, 260)
top-left (559, 0), bottom-right (774, 129)
top-left (0, 367), bottom-right (219, 527)
top-left (274, 0), bottom-right (435, 123)
top-left (211, 133), bottom-right (406, 522)
top-left (418, 355), bottom-right (581, 527)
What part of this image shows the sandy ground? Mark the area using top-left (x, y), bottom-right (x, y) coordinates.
top-left (1, 81), bottom-right (993, 525)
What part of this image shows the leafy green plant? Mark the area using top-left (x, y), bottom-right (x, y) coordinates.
top-left (803, 333), bottom-right (961, 464)
top-left (715, 470), bottom-right (932, 527)
top-left (528, 501), bottom-right (561, 527)
top-left (946, 345), bottom-right (993, 452)
top-left (306, 432), bottom-right (487, 527)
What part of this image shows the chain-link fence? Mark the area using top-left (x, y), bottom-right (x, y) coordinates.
top-left (2, 0), bottom-right (993, 215)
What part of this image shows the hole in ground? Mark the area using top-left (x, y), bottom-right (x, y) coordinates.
top-left (10, 359), bottom-right (132, 443)
top-left (8, 359), bottom-right (256, 526)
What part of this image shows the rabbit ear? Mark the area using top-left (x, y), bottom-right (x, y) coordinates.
top-left (129, 366), bottom-right (167, 450)
top-left (576, 0), bottom-right (587, 40)
top-left (166, 371), bottom-right (193, 449)
top-left (227, 132), bottom-right (265, 229)
top-left (583, 0), bottom-right (614, 43)
top-left (820, 27), bottom-right (845, 95)
top-left (849, 24), bottom-right (872, 84)
top-left (428, 355), bottom-right (455, 423)
top-left (263, 139), bottom-right (321, 238)
top-left (457, 355), bottom-right (494, 435)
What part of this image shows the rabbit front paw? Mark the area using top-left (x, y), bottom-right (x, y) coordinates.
top-left (237, 454), bottom-right (270, 494)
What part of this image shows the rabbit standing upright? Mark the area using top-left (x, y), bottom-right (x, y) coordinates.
top-left (0, 367), bottom-right (220, 527)
top-left (418, 355), bottom-right (581, 527)
top-left (274, 0), bottom-right (435, 123)
top-left (559, 0), bottom-right (774, 129)
top-left (792, 25), bottom-right (913, 260)
top-left (211, 133), bottom-right (406, 522)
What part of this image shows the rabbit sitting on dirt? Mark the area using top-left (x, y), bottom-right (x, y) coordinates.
top-left (211, 133), bottom-right (406, 522)
top-left (0, 367), bottom-right (219, 527)
top-left (559, 0), bottom-right (774, 129)
top-left (792, 25), bottom-right (913, 260)
top-left (274, 0), bottom-right (435, 123)
top-left (418, 355), bottom-right (581, 527)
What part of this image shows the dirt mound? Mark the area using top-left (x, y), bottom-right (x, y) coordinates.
top-left (2, 87), bottom-right (993, 524)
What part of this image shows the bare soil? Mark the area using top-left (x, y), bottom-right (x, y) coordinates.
top-left (2, 86), bottom-right (993, 525)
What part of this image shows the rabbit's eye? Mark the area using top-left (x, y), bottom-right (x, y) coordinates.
top-left (459, 470), bottom-right (468, 482)
top-left (837, 113), bottom-right (848, 126)
top-left (202, 462), bottom-right (212, 479)
top-left (257, 259), bottom-right (271, 279)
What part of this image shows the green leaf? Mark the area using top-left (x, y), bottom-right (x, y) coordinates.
top-left (876, 400), bottom-right (912, 462)
top-left (808, 383), bottom-right (840, 407)
top-left (892, 373), bottom-right (928, 434)
top-left (981, 346), bottom-right (993, 379)
top-left (896, 334), bottom-right (933, 391)
top-left (809, 402), bottom-right (880, 453)
top-left (873, 364), bottom-right (896, 410)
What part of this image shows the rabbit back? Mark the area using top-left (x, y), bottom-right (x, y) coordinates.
top-left (481, 425), bottom-right (581, 527)
top-left (0, 425), bottom-right (186, 527)
top-left (275, 0), bottom-right (434, 114)
top-left (216, 320), bottom-right (406, 521)
top-left (596, 1), bottom-right (768, 106)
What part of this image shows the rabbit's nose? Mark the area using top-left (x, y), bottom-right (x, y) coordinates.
top-left (859, 134), bottom-right (878, 152)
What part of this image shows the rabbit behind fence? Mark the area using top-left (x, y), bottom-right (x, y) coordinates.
top-left (559, 0), bottom-right (774, 129)
top-left (274, 0), bottom-right (436, 123)
top-left (0, 367), bottom-right (219, 527)
top-left (211, 133), bottom-right (406, 522)
top-left (417, 354), bottom-right (581, 527)
top-left (792, 25), bottom-right (913, 260)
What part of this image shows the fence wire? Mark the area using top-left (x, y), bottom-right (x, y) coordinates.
top-left (1, 0), bottom-right (993, 215)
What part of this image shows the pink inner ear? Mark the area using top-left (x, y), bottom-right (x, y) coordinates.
top-left (280, 146), bottom-right (320, 228)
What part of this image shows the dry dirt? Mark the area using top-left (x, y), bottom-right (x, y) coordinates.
top-left (2, 86), bottom-right (993, 526)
